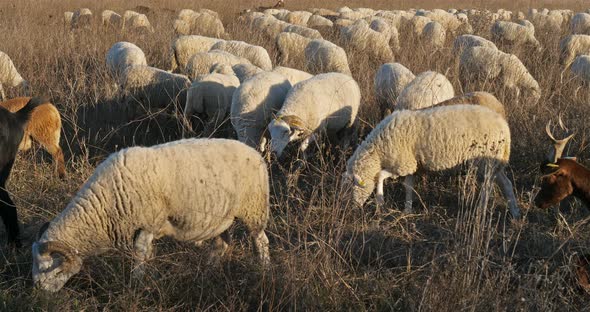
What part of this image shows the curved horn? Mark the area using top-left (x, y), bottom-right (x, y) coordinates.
top-left (545, 119), bottom-right (575, 163)
top-left (37, 241), bottom-right (77, 268)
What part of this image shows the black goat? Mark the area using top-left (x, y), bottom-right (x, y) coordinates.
top-left (0, 97), bottom-right (43, 247)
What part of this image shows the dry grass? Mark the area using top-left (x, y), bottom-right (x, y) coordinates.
top-left (1, 0), bottom-right (590, 310)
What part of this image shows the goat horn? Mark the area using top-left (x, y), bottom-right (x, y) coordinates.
top-left (545, 119), bottom-right (575, 163)
top-left (37, 241), bottom-right (77, 268)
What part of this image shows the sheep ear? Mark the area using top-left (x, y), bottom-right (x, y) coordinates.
top-left (353, 174), bottom-right (366, 187)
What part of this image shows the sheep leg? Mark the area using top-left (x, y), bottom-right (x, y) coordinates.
top-left (0, 84), bottom-right (5, 102)
top-left (402, 175), bottom-right (415, 214)
top-left (375, 170), bottom-right (394, 207)
top-left (252, 230), bottom-right (270, 267)
top-left (132, 230), bottom-right (155, 279)
top-left (495, 169), bottom-right (520, 219)
top-left (0, 159), bottom-right (20, 247)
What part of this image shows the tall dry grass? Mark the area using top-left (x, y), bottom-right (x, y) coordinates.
top-left (0, 0), bottom-right (590, 310)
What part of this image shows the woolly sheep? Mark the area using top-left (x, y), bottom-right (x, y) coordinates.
top-left (340, 20), bottom-right (394, 63)
top-left (529, 11), bottom-right (563, 33)
top-left (452, 34), bottom-right (498, 56)
top-left (559, 35), bottom-right (590, 67)
top-left (374, 63), bottom-right (415, 105)
top-left (231, 72), bottom-right (292, 151)
top-left (64, 11), bottom-right (73, 28)
top-left (170, 35), bottom-right (222, 73)
top-left (231, 63), bottom-right (265, 83)
top-left (185, 50), bottom-right (253, 81)
top-left (121, 65), bottom-right (191, 116)
top-left (277, 32), bottom-right (312, 66)
top-left (307, 15), bottom-right (334, 29)
top-left (174, 11), bottom-right (225, 38)
top-left (304, 39), bottom-right (352, 76)
top-left (282, 24), bottom-right (323, 39)
top-left (419, 9), bottom-right (473, 35)
top-left (432, 91), bottom-right (506, 118)
top-left (422, 21), bottom-right (446, 49)
top-left (309, 8), bottom-right (338, 17)
top-left (570, 55), bottom-right (590, 83)
top-left (368, 17), bottom-right (400, 52)
top-left (101, 10), bottom-right (121, 28)
top-left (334, 18), bottom-right (355, 28)
top-left (571, 13), bottom-right (590, 35)
top-left (395, 71), bottom-right (455, 110)
top-left (268, 73), bottom-right (361, 157)
top-left (408, 15), bottom-right (432, 37)
top-left (32, 138), bottom-right (271, 292)
top-left (125, 13), bottom-right (154, 33)
top-left (343, 105), bottom-right (519, 218)
top-left (71, 8), bottom-right (93, 29)
top-left (210, 41), bottom-right (272, 71)
top-left (491, 20), bottom-right (541, 50)
top-left (285, 11), bottom-right (313, 26)
top-left (271, 66), bottom-right (313, 86)
top-left (121, 10), bottom-right (140, 29)
top-left (375, 11), bottom-right (408, 29)
top-left (459, 46), bottom-right (541, 102)
top-left (0, 52), bottom-right (30, 101)
top-left (106, 42), bottom-right (147, 79)
top-left (253, 15), bottom-right (290, 39)
top-left (0, 97), bottom-right (65, 178)
top-left (185, 70), bottom-right (240, 132)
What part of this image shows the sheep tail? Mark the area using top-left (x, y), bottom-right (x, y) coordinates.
top-left (15, 96), bottom-right (47, 125)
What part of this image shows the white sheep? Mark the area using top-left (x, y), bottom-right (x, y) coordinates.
top-left (570, 54), bottom-right (590, 84)
top-left (231, 63), bottom-right (265, 83)
top-left (105, 42), bottom-right (147, 79)
top-left (432, 91), bottom-right (506, 118)
top-left (422, 21), bottom-right (447, 50)
top-left (276, 32), bottom-right (312, 67)
top-left (340, 20), bottom-right (394, 63)
top-left (452, 34), bottom-right (498, 56)
top-left (559, 35), bottom-right (590, 67)
top-left (174, 11), bottom-right (225, 38)
top-left (268, 73), bottom-right (361, 157)
top-left (64, 11), bottom-right (73, 28)
top-left (185, 50), bottom-right (254, 81)
top-left (282, 24), bottom-right (323, 39)
top-left (395, 71), bottom-right (455, 110)
top-left (285, 11), bottom-right (313, 26)
top-left (271, 66), bottom-right (313, 86)
top-left (0, 51), bottom-right (30, 101)
top-left (121, 10), bottom-right (140, 29)
top-left (184, 69), bottom-right (240, 133)
top-left (529, 11), bottom-right (563, 34)
top-left (571, 13), bottom-right (590, 35)
top-left (101, 10), bottom-right (121, 28)
top-left (170, 35), bottom-right (222, 73)
top-left (460, 46), bottom-right (541, 102)
top-left (408, 15), bottom-right (432, 37)
top-left (307, 15), bottom-right (334, 29)
top-left (32, 138), bottom-right (271, 292)
top-left (252, 15), bottom-right (289, 39)
top-left (125, 13), bottom-right (154, 33)
top-left (231, 72), bottom-right (292, 151)
top-left (304, 39), bottom-right (352, 76)
top-left (210, 40), bottom-right (273, 71)
top-left (491, 20), bottom-right (541, 50)
top-left (419, 9), bottom-right (473, 35)
top-left (374, 63), bottom-right (415, 106)
top-left (368, 17), bottom-right (400, 52)
top-left (343, 105), bottom-right (519, 218)
top-left (71, 8), bottom-right (93, 29)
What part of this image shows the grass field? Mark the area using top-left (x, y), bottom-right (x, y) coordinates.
top-left (1, 0), bottom-right (590, 310)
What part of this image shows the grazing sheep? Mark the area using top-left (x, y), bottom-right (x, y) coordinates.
top-left (64, 11), bottom-right (73, 28)
top-left (460, 46), bottom-right (541, 102)
top-left (185, 71), bottom-right (240, 133)
top-left (121, 10), bottom-right (140, 29)
top-left (276, 32), bottom-right (312, 66)
top-left (0, 97), bottom-right (43, 246)
top-left (0, 52), bottom-right (30, 101)
top-left (491, 20), bottom-right (541, 50)
top-left (529, 11), bottom-right (563, 34)
top-left (106, 42), bottom-right (147, 79)
top-left (32, 138), bottom-right (271, 292)
top-left (231, 63), bottom-right (265, 83)
top-left (0, 97), bottom-right (65, 178)
top-left (432, 91), bottom-right (506, 118)
top-left (271, 66), bottom-right (313, 86)
top-left (368, 17), bottom-right (400, 52)
top-left (101, 10), bottom-right (122, 28)
top-left (408, 15), bottom-right (432, 37)
top-left (121, 65), bottom-right (191, 115)
top-left (282, 24), bottom-right (323, 39)
top-left (185, 50), bottom-right (254, 81)
top-left (559, 35), bottom-right (590, 67)
top-left (268, 73), bottom-right (361, 157)
top-left (71, 8), bottom-right (93, 29)
top-left (210, 41), bottom-right (273, 71)
top-left (571, 13), bottom-right (590, 35)
top-left (419, 9), bottom-right (473, 35)
top-left (231, 72), bottom-right (292, 151)
top-left (125, 13), bottom-right (154, 33)
top-left (374, 63), bottom-right (415, 106)
top-left (452, 34), bottom-right (498, 56)
top-left (170, 35), bottom-right (223, 73)
top-left (304, 39), bottom-right (352, 75)
top-left (422, 21), bottom-right (447, 49)
top-left (334, 18), bottom-right (355, 28)
top-left (340, 20), bottom-right (394, 63)
top-left (285, 11), bottom-right (313, 26)
top-left (252, 15), bottom-right (289, 39)
top-left (307, 15), bottom-right (334, 29)
top-left (174, 11), bottom-right (225, 38)
top-left (395, 71), bottom-right (455, 110)
top-left (343, 105), bottom-right (519, 219)
top-left (570, 55), bottom-right (590, 84)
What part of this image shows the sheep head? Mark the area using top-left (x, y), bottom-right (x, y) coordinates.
top-left (342, 171), bottom-right (374, 206)
top-left (32, 240), bottom-right (82, 292)
top-left (268, 115), bottom-right (311, 157)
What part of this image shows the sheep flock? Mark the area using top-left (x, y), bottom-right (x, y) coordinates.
top-left (3, 1), bottom-right (590, 310)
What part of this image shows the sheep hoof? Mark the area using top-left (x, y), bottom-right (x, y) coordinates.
top-left (375, 194), bottom-right (385, 206)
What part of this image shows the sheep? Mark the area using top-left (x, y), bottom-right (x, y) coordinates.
top-left (375, 11), bottom-right (408, 30)
top-left (571, 13), bottom-right (590, 35)
top-left (559, 35), bottom-right (590, 67)
top-left (422, 21), bottom-right (447, 49)
top-left (418, 9), bottom-right (473, 35)
top-left (64, 11), bottom-right (73, 28)
top-left (101, 10), bottom-right (122, 28)
top-left (529, 11), bottom-right (563, 34)
top-left (121, 65), bottom-right (191, 116)
top-left (71, 8), bottom-right (93, 29)
top-left (309, 8), bottom-right (338, 17)
top-left (0, 52), bottom-right (30, 101)
top-left (106, 42), bottom-right (147, 79)
top-left (170, 35), bottom-right (223, 73)
top-left (231, 63), bottom-right (265, 83)
top-left (282, 24), bottom-right (323, 39)
top-left (368, 17), bottom-right (400, 52)
top-left (0, 97), bottom-right (65, 178)
top-left (276, 32), bottom-right (312, 67)
top-left (452, 34), bottom-right (498, 56)
top-left (343, 105), bottom-right (519, 218)
top-left (285, 11), bottom-right (313, 26)
top-left (304, 39), bottom-right (352, 76)
top-left (408, 15), bottom-right (432, 37)
top-left (174, 11), bottom-right (225, 38)
top-left (395, 71), bottom-right (455, 110)
top-left (340, 20), bottom-right (394, 63)
top-left (210, 41), bottom-right (273, 71)
top-left (184, 70), bottom-right (240, 133)
top-left (271, 66), bottom-right (313, 86)
top-left (252, 15), bottom-right (290, 39)
top-left (491, 20), bottom-right (541, 50)
top-left (268, 73), bottom-right (361, 158)
top-left (459, 46), bottom-right (541, 103)
top-left (432, 91), bottom-right (506, 118)
top-left (0, 97), bottom-right (43, 246)
top-left (185, 50), bottom-right (254, 81)
top-left (307, 15), bottom-right (334, 29)
top-left (570, 55), bottom-right (590, 84)
top-left (374, 63), bottom-right (415, 106)
top-left (125, 13), bottom-right (154, 33)
top-left (231, 72), bottom-right (292, 151)
top-left (334, 18), bottom-right (355, 28)
top-left (121, 10), bottom-right (140, 29)
top-left (32, 138), bottom-right (271, 292)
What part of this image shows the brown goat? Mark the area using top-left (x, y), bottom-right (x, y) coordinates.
top-left (0, 97), bottom-right (65, 178)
